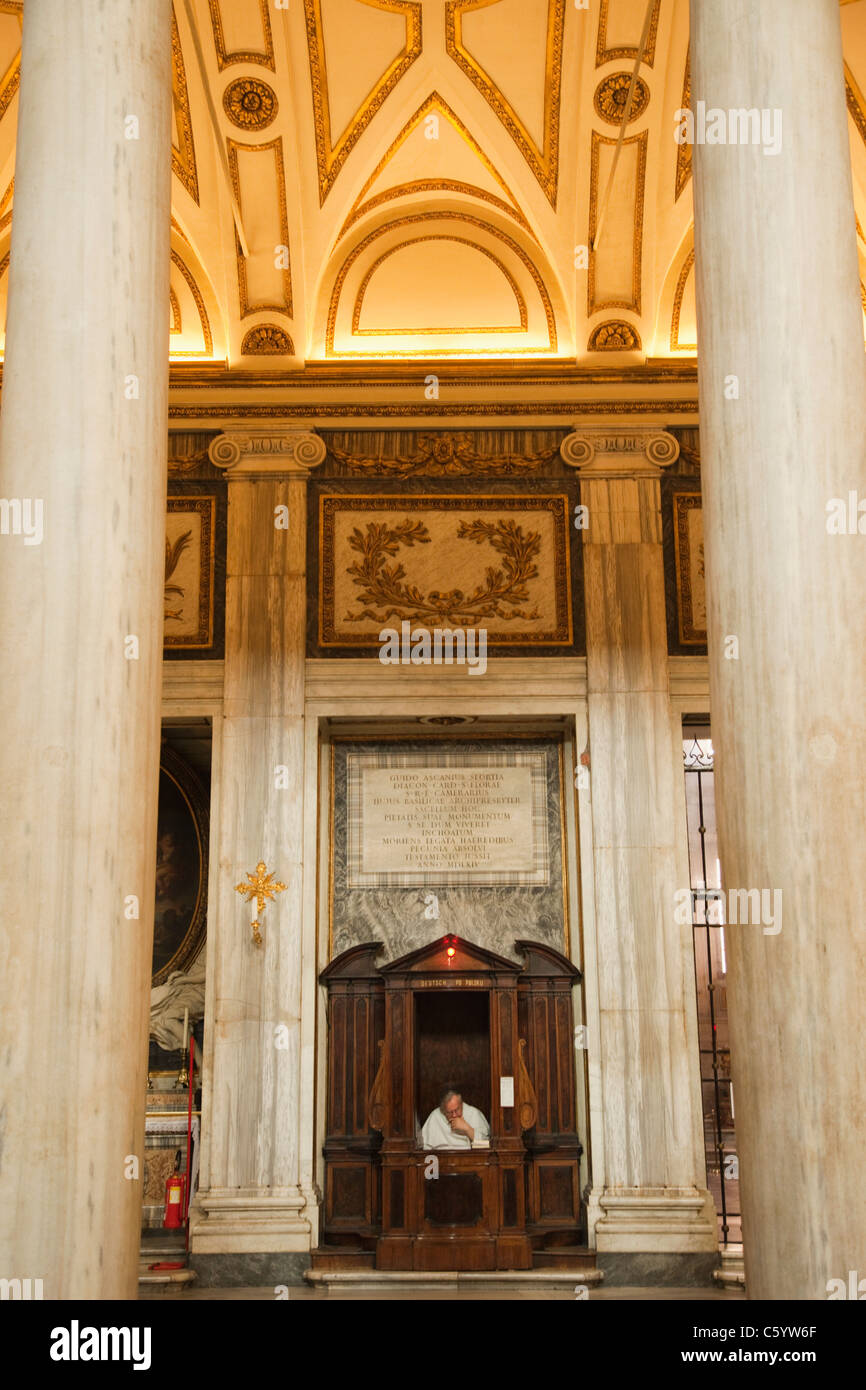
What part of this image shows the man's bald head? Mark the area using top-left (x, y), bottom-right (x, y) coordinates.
top-left (440, 1088), bottom-right (462, 1120)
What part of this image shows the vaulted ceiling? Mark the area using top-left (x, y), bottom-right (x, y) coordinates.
top-left (1, 0), bottom-right (866, 368)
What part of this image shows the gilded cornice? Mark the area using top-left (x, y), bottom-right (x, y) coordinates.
top-left (170, 400), bottom-right (699, 421)
top-left (208, 0), bottom-right (275, 71)
top-left (327, 211), bottom-right (556, 355)
top-left (305, 0), bottom-right (423, 205)
top-left (339, 92), bottom-right (530, 236)
top-left (352, 234), bottom-right (527, 335)
top-left (445, 0), bottom-right (564, 209)
top-left (588, 130), bottom-right (647, 315)
top-left (167, 360), bottom-right (698, 387)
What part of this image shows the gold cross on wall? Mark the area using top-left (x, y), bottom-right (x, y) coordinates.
top-left (234, 860), bottom-right (287, 946)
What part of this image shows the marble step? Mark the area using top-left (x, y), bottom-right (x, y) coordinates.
top-left (305, 1268), bottom-right (605, 1291)
top-left (532, 1246), bottom-right (597, 1270)
top-left (713, 1245), bottom-right (745, 1288)
top-left (139, 1231), bottom-right (196, 1286)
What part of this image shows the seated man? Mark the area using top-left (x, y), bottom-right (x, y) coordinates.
top-left (420, 1087), bottom-right (490, 1150)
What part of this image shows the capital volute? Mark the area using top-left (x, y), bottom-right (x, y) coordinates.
top-left (560, 427), bottom-right (680, 476)
top-left (208, 429), bottom-right (326, 477)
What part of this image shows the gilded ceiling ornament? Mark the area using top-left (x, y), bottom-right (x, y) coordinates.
top-left (588, 321), bottom-right (642, 351)
top-left (241, 324), bottom-right (294, 355)
top-left (223, 77), bottom-right (278, 131)
top-left (593, 73), bottom-right (650, 126)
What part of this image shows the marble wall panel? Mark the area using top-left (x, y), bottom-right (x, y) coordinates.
top-left (329, 737), bottom-right (568, 964)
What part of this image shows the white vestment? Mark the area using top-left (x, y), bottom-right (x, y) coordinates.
top-left (420, 1102), bottom-right (490, 1150)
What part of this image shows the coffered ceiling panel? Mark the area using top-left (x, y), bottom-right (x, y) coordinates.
top-left (171, 10), bottom-right (199, 204)
top-left (446, 0), bottom-right (564, 208)
top-left (2, 0), bottom-right (866, 374)
top-left (341, 92), bottom-right (527, 235)
top-left (227, 137), bottom-right (292, 316)
top-left (588, 130), bottom-right (646, 316)
top-left (305, 0), bottom-right (423, 204)
top-left (596, 0), bottom-right (661, 67)
top-left (208, 0), bottom-right (275, 69)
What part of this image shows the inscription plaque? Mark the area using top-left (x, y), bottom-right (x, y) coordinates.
top-left (347, 750), bottom-right (549, 888)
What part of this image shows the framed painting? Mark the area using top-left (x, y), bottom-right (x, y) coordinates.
top-left (163, 495), bottom-right (216, 650)
top-left (152, 744), bottom-right (209, 987)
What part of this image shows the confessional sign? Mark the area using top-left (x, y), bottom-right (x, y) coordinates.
top-left (347, 751), bottom-right (549, 887)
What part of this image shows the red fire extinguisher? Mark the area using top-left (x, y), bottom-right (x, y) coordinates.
top-left (163, 1150), bottom-right (186, 1230)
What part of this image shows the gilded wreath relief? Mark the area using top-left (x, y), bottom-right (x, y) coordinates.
top-left (321, 496), bottom-right (573, 647)
top-left (345, 516), bottom-right (543, 628)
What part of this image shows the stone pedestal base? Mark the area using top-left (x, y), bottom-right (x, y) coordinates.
top-left (595, 1186), bottom-right (718, 1253)
top-left (190, 1187), bottom-right (312, 1254)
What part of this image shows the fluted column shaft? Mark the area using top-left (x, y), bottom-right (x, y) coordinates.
top-left (0, 1), bottom-right (172, 1299)
top-left (690, 0), bottom-right (866, 1298)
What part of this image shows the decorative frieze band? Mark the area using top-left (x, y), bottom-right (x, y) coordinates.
top-left (208, 429), bottom-right (326, 476)
top-left (560, 427), bottom-right (680, 475)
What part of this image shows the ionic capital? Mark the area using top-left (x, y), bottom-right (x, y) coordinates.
top-left (208, 430), bottom-right (326, 477)
top-left (560, 427), bottom-right (680, 476)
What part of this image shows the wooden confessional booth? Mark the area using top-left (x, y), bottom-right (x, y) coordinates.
top-left (316, 935), bottom-right (583, 1272)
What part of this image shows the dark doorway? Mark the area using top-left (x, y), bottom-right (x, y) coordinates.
top-left (414, 991), bottom-right (490, 1132)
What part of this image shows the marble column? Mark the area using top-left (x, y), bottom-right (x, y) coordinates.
top-left (0, 2), bottom-right (172, 1299)
top-left (690, 0), bottom-right (866, 1299)
top-left (190, 431), bottom-right (324, 1273)
top-left (561, 429), bottom-right (718, 1278)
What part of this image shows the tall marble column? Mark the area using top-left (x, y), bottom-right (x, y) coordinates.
top-left (0, 2), bottom-right (172, 1299)
top-left (561, 429), bottom-right (718, 1280)
top-left (690, 0), bottom-right (866, 1299)
top-left (190, 431), bottom-right (324, 1277)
